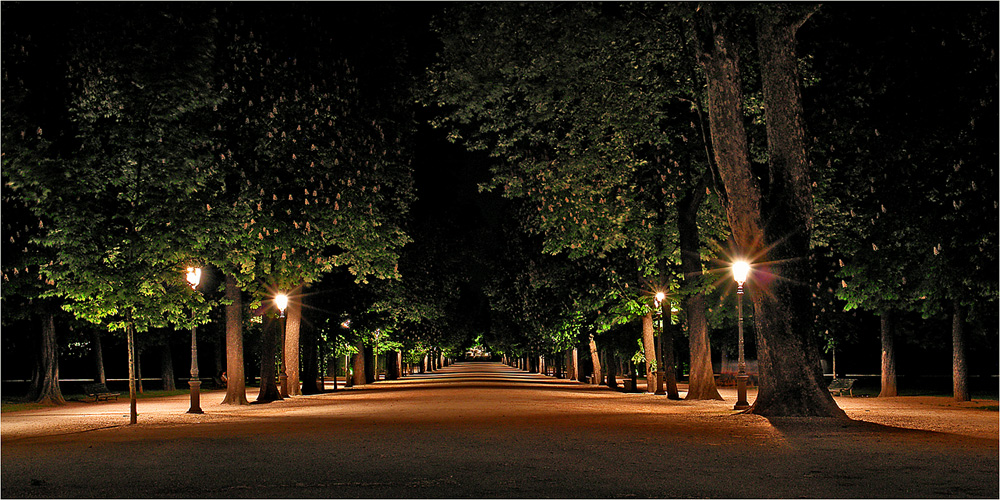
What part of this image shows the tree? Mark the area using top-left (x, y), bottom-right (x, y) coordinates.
top-left (693, 4), bottom-right (845, 417)
top-left (4, 5), bottom-right (220, 422)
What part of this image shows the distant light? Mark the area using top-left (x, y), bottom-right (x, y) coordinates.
top-left (275, 293), bottom-right (289, 313)
top-left (341, 319), bottom-right (351, 329)
top-left (733, 261), bottom-right (750, 285)
top-left (186, 267), bottom-right (202, 289)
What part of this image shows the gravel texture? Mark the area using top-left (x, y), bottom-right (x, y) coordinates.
top-left (2, 362), bottom-right (997, 498)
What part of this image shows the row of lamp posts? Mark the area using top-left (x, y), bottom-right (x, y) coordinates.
top-left (650, 260), bottom-right (751, 411)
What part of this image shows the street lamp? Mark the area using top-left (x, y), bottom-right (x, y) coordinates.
top-left (185, 267), bottom-right (203, 414)
top-left (275, 293), bottom-right (289, 397)
top-left (654, 291), bottom-right (666, 396)
top-left (732, 261), bottom-right (751, 410)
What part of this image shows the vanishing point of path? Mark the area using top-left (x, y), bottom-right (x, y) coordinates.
top-left (2, 362), bottom-right (997, 498)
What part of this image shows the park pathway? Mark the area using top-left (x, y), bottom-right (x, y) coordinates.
top-left (2, 361), bottom-right (997, 498)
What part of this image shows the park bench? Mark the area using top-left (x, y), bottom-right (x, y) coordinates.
top-left (827, 378), bottom-right (857, 397)
top-left (82, 383), bottom-right (120, 402)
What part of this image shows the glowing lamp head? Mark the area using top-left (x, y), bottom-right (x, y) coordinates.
top-left (185, 267), bottom-right (202, 289)
top-left (655, 291), bottom-right (666, 305)
top-left (275, 293), bottom-right (289, 313)
top-left (732, 261), bottom-right (750, 285)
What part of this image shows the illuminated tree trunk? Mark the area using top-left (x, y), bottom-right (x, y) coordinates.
top-left (699, 4), bottom-right (844, 417)
top-left (126, 318), bottom-right (138, 424)
top-left (160, 342), bottom-right (176, 391)
top-left (565, 347), bottom-right (578, 381)
top-left (283, 286), bottom-right (303, 396)
top-left (135, 345), bottom-right (144, 394)
top-left (352, 343), bottom-right (366, 385)
top-left (952, 302), bottom-right (969, 401)
top-left (678, 191), bottom-right (722, 400)
top-left (91, 330), bottom-right (106, 385)
top-left (878, 311), bottom-right (897, 397)
top-left (27, 313), bottom-right (65, 405)
top-left (641, 313), bottom-right (657, 393)
top-left (221, 274), bottom-right (249, 405)
top-left (660, 307), bottom-right (681, 399)
top-left (588, 335), bottom-right (601, 385)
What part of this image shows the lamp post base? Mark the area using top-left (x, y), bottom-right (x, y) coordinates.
top-left (187, 380), bottom-right (203, 414)
top-left (734, 373), bottom-right (751, 410)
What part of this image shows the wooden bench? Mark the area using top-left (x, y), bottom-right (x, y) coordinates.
top-left (82, 383), bottom-right (120, 402)
top-left (827, 378), bottom-right (857, 397)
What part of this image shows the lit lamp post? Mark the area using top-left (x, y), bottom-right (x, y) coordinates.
top-left (275, 293), bottom-right (289, 398)
top-left (654, 291), bottom-right (666, 396)
top-left (732, 261), bottom-right (751, 410)
top-left (185, 267), bottom-right (203, 414)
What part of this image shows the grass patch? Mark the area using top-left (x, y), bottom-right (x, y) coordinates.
top-left (1, 401), bottom-right (56, 413)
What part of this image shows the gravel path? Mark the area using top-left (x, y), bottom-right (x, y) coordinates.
top-left (2, 361), bottom-right (997, 498)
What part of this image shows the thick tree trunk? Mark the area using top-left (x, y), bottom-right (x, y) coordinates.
top-left (221, 274), bottom-right (249, 405)
top-left (605, 350), bottom-right (618, 389)
top-left (255, 315), bottom-right (283, 403)
top-left (641, 313), bottom-right (657, 393)
top-left (386, 350), bottom-right (401, 380)
top-left (27, 313), bottom-right (65, 405)
top-left (678, 193), bottom-right (722, 400)
top-left (160, 342), bottom-right (176, 391)
top-left (352, 342), bottom-right (366, 385)
top-left (90, 330), bottom-right (106, 385)
top-left (566, 348), bottom-right (578, 381)
top-left (698, 5), bottom-right (844, 418)
top-left (952, 302), bottom-right (969, 401)
top-left (878, 311), bottom-right (897, 397)
top-left (283, 286), bottom-right (303, 396)
top-left (588, 335), bottom-right (602, 385)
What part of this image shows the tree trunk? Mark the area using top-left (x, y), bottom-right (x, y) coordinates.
top-left (27, 313), bottom-right (65, 405)
top-left (641, 313), bottom-right (657, 393)
top-left (678, 192), bottom-right (722, 400)
top-left (160, 342), bottom-right (176, 391)
top-left (588, 335), bottom-right (602, 385)
top-left (952, 302), bottom-right (969, 401)
top-left (387, 350), bottom-right (401, 380)
top-left (699, 5), bottom-right (844, 418)
top-left (91, 330), bottom-right (106, 385)
top-left (566, 348), bottom-right (578, 381)
top-left (255, 315), bottom-right (283, 403)
top-left (283, 286), bottom-right (303, 396)
top-left (604, 349), bottom-right (618, 389)
top-left (878, 311), bottom-right (898, 397)
top-left (663, 316), bottom-right (681, 399)
top-left (221, 274), bottom-right (249, 405)
top-left (126, 319), bottom-right (138, 424)
top-left (352, 342), bottom-right (366, 385)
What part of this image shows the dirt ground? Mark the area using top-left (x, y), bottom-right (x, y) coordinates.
top-left (2, 362), bottom-right (997, 498)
